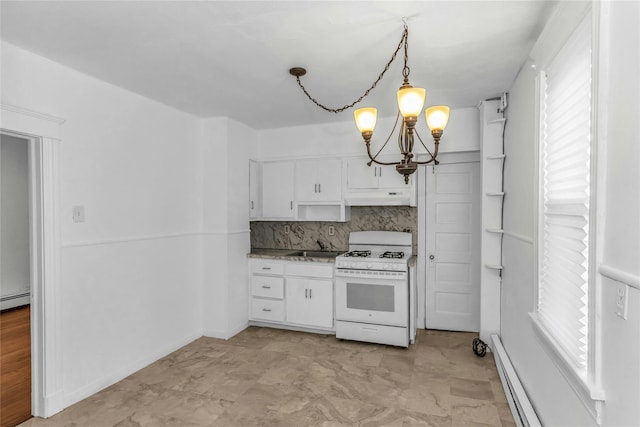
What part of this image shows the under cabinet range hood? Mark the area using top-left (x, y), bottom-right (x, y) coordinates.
top-left (344, 188), bottom-right (416, 207)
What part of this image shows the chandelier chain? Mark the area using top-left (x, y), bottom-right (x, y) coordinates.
top-left (294, 26), bottom-right (409, 114)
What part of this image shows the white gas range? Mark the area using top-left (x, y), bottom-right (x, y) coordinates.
top-left (334, 231), bottom-right (416, 347)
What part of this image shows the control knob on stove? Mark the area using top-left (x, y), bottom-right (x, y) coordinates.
top-left (383, 263), bottom-right (389, 270)
top-left (366, 263), bottom-right (372, 269)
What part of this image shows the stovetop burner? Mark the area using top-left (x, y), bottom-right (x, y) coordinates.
top-left (380, 251), bottom-right (405, 259)
top-left (344, 250), bottom-right (371, 258)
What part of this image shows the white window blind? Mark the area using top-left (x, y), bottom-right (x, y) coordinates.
top-left (539, 15), bottom-right (592, 374)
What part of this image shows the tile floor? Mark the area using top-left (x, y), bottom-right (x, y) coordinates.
top-left (19, 327), bottom-right (515, 426)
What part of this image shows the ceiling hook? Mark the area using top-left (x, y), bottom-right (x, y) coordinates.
top-left (402, 16), bottom-right (409, 26)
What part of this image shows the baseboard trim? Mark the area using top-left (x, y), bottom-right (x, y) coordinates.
top-left (203, 322), bottom-right (249, 340)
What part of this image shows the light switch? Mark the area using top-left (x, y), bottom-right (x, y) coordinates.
top-left (72, 205), bottom-right (85, 223)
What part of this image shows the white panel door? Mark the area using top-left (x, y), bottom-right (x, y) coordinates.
top-left (425, 162), bottom-right (480, 332)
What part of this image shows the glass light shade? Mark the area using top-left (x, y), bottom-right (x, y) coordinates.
top-left (354, 107), bottom-right (378, 132)
top-left (397, 87), bottom-right (426, 118)
top-left (426, 106), bottom-right (450, 130)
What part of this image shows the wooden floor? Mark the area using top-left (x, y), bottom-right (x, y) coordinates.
top-left (1, 305), bottom-right (31, 427)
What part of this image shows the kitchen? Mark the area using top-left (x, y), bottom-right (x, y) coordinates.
top-left (0, 1), bottom-right (638, 427)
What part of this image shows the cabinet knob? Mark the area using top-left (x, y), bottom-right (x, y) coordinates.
top-left (429, 254), bottom-right (435, 260)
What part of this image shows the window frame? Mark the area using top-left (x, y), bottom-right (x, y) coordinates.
top-left (529, 3), bottom-right (606, 424)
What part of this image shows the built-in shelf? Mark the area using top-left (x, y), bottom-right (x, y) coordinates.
top-left (486, 154), bottom-right (506, 160)
top-left (486, 192), bottom-right (505, 197)
top-left (485, 228), bottom-right (504, 234)
top-left (485, 264), bottom-right (504, 270)
top-left (488, 118), bottom-right (507, 125)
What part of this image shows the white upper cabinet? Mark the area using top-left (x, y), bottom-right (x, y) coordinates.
top-left (249, 160), bottom-right (262, 219)
top-left (295, 159), bottom-right (343, 202)
top-left (261, 161), bottom-right (295, 219)
top-left (345, 159), bottom-right (379, 189)
top-left (346, 157), bottom-right (410, 189)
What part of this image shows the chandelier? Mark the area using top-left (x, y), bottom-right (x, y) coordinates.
top-left (289, 20), bottom-right (450, 184)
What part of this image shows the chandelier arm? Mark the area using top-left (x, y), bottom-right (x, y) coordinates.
top-left (415, 130), bottom-right (434, 157)
top-left (366, 142), bottom-right (400, 166)
top-left (292, 27), bottom-right (408, 113)
top-left (412, 136), bottom-right (441, 165)
top-left (370, 110), bottom-right (401, 162)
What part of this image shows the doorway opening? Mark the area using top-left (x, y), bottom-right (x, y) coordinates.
top-left (0, 133), bottom-right (32, 426)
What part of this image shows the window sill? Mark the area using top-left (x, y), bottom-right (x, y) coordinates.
top-left (528, 312), bottom-right (605, 425)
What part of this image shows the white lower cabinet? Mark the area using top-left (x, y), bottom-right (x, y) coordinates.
top-left (249, 258), bottom-right (334, 331)
top-left (286, 277), bottom-right (333, 329)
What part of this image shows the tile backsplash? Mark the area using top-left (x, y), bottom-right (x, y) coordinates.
top-left (250, 206), bottom-right (417, 251)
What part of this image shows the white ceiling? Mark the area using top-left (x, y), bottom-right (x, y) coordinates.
top-left (0, 1), bottom-right (556, 130)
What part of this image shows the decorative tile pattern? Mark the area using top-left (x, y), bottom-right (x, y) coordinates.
top-left (20, 328), bottom-right (514, 427)
top-left (250, 206), bottom-right (417, 252)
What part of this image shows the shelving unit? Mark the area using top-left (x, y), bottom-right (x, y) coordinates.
top-left (479, 99), bottom-right (506, 345)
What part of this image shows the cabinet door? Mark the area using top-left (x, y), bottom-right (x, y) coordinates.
top-left (262, 161), bottom-right (295, 219)
top-left (373, 155), bottom-right (410, 188)
top-left (316, 159), bottom-right (343, 201)
top-left (346, 158), bottom-right (378, 189)
top-left (249, 160), bottom-right (261, 219)
top-left (286, 277), bottom-right (333, 329)
top-left (294, 160), bottom-right (319, 202)
top-left (377, 164), bottom-right (410, 188)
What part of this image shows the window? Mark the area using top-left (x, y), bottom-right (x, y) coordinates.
top-left (532, 10), bottom-right (604, 421)
top-left (539, 13), bottom-right (592, 375)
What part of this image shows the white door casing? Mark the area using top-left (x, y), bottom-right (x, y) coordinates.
top-left (1, 104), bottom-right (64, 417)
top-left (425, 162), bottom-right (481, 332)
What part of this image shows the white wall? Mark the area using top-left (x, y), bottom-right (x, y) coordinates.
top-left (257, 106), bottom-right (479, 159)
top-left (201, 117), bottom-right (254, 338)
top-left (1, 41), bottom-right (204, 413)
top-left (501, 2), bottom-right (640, 426)
top-left (598, 1), bottom-right (640, 426)
top-left (0, 134), bottom-right (30, 297)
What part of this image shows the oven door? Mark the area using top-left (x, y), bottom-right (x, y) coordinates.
top-left (335, 270), bottom-right (408, 327)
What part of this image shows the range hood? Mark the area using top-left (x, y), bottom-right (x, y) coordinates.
top-left (344, 188), bottom-right (416, 207)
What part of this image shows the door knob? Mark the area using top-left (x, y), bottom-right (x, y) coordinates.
top-left (429, 254), bottom-right (435, 260)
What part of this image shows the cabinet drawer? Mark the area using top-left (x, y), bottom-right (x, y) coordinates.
top-left (251, 261), bottom-right (284, 275)
top-left (251, 275), bottom-right (284, 298)
top-left (287, 262), bottom-right (334, 279)
top-left (251, 298), bottom-right (285, 322)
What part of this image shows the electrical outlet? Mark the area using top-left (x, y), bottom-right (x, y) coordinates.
top-left (615, 282), bottom-right (628, 320)
top-left (284, 225), bottom-right (290, 234)
top-left (328, 226), bottom-right (335, 236)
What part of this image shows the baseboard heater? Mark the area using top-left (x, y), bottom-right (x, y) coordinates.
top-left (1, 291), bottom-right (30, 311)
top-left (491, 334), bottom-right (542, 427)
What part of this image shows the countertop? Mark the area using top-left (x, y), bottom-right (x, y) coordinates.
top-left (248, 249), bottom-right (418, 267)
top-left (247, 248), bottom-right (344, 263)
